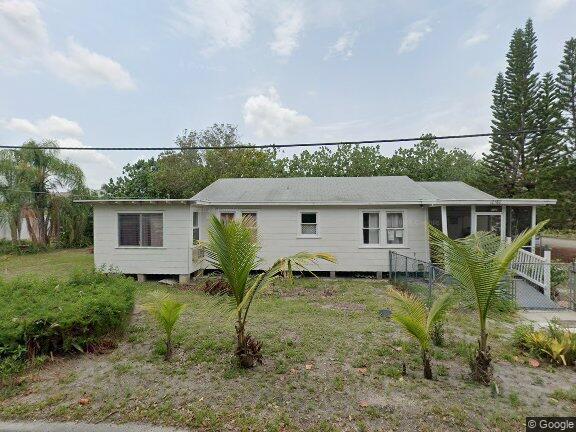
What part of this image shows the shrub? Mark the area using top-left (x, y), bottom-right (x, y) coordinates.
top-left (512, 322), bottom-right (576, 366)
top-left (143, 291), bottom-right (186, 361)
top-left (0, 239), bottom-right (52, 255)
top-left (0, 269), bottom-right (136, 362)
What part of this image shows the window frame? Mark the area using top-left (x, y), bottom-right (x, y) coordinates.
top-left (298, 211), bottom-right (320, 238)
top-left (361, 211), bottom-right (381, 246)
top-left (192, 211), bottom-right (200, 244)
top-left (385, 211), bottom-right (405, 246)
top-left (359, 209), bottom-right (407, 248)
top-left (117, 211), bottom-right (165, 249)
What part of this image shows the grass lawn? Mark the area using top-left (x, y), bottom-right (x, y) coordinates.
top-left (0, 248), bottom-right (93, 280)
top-left (1, 250), bottom-right (575, 431)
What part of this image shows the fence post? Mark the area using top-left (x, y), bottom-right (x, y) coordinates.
top-left (388, 251), bottom-right (393, 283)
top-left (404, 255), bottom-right (408, 288)
top-left (543, 250), bottom-right (551, 299)
top-left (570, 261), bottom-right (576, 311)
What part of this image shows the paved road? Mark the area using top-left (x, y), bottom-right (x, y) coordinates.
top-left (541, 236), bottom-right (576, 249)
top-left (0, 422), bottom-right (188, 432)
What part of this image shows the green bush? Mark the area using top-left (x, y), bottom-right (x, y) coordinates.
top-left (512, 322), bottom-right (576, 366)
top-left (0, 269), bottom-right (136, 361)
top-left (0, 239), bottom-right (52, 255)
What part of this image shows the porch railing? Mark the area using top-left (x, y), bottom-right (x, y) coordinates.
top-left (511, 249), bottom-right (551, 298)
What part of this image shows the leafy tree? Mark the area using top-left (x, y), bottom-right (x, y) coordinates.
top-left (204, 215), bottom-right (335, 368)
top-left (387, 288), bottom-right (452, 379)
top-left (382, 135), bottom-right (480, 183)
top-left (143, 291), bottom-right (186, 361)
top-left (557, 37), bottom-right (576, 153)
top-left (102, 158), bottom-right (161, 198)
top-left (12, 141), bottom-right (85, 245)
top-left (0, 150), bottom-right (29, 242)
top-left (429, 221), bottom-right (547, 384)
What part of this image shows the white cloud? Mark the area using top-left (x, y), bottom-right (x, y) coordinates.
top-left (243, 87), bottom-right (312, 139)
top-left (535, 0), bottom-right (571, 18)
top-left (270, 5), bottom-right (304, 57)
top-left (47, 39), bottom-right (135, 90)
top-left (0, 0), bottom-right (135, 90)
top-left (325, 31), bottom-right (357, 59)
top-left (464, 32), bottom-right (489, 47)
top-left (170, 0), bottom-right (253, 52)
top-left (3, 115), bottom-right (83, 137)
top-left (398, 19), bottom-right (431, 54)
top-left (2, 115), bottom-right (115, 188)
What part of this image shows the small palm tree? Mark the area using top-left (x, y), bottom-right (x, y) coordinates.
top-left (429, 221), bottom-right (547, 384)
top-left (387, 288), bottom-right (452, 379)
top-left (143, 291), bottom-right (186, 361)
top-left (205, 215), bottom-right (335, 368)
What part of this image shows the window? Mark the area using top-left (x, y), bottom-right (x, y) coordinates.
top-left (192, 211), bottom-right (199, 244)
top-left (242, 212), bottom-right (257, 240)
top-left (220, 212), bottom-right (235, 223)
top-left (476, 214), bottom-right (501, 234)
top-left (300, 212), bottom-right (318, 236)
top-left (386, 212), bottom-right (404, 245)
top-left (118, 213), bottom-right (163, 247)
top-left (362, 212), bottom-right (380, 245)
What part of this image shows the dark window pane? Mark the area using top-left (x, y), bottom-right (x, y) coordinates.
top-left (428, 207), bottom-right (442, 231)
top-left (193, 227), bottom-right (200, 243)
top-left (193, 211), bottom-right (198, 227)
top-left (301, 213), bottom-right (316, 223)
top-left (446, 206), bottom-right (471, 239)
top-left (142, 213), bottom-right (163, 247)
top-left (476, 206), bottom-right (502, 213)
top-left (119, 214), bottom-right (140, 246)
top-left (220, 212), bottom-right (235, 223)
top-left (477, 214), bottom-right (501, 234)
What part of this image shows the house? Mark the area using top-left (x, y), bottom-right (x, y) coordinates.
top-left (76, 176), bottom-right (556, 282)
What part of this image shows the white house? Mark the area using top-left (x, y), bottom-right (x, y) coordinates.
top-left (76, 176), bottom-right (556, 282)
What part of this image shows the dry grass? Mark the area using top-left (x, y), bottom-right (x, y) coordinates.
top-left (0, 251), bottom-right (574, 431)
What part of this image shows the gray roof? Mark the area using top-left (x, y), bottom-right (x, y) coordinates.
top-left (418, 181), bottom-right (496, 201)
top-left (191, 176), bottom-right (493, 204)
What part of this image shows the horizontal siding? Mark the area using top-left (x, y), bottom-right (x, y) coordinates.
top-left (94, 205), bottom-right (190, 274)
top-left (199, 206), bottom-right (429, 272)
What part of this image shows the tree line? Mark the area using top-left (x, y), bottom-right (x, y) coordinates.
top-left (0, 141), bottom-right (95, 246)
top-left (1, 19), bottom-right (574, 246)
top-left (104, 20), bottom-right (575, 228)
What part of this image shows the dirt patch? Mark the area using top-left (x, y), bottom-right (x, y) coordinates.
top-left (318, 302), bottom-right (367, 312)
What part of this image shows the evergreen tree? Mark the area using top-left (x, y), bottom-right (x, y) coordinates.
top-left (483, 19), bottom-right (540, 196)
top-left (483, 73), bottom-right (516, 196)
top-left (557, 37), bottom-right (576, 153)
top-left (530, 72), bottom-right (565, 173)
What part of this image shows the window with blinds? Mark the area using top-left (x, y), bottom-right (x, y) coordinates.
top-left (118, 213), bottom-right (163, 247)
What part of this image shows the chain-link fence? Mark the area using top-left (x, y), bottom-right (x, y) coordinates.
top-left (389, 251), bottom-right (528, 308)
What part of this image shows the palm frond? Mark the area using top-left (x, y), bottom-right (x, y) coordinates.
top-left (387, 288), bottom-right (430, 348)
top-left (426, 291), bottom-right (452, 330)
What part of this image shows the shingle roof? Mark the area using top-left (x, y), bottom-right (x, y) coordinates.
top-left (191, 176), bottom-right (492, 204)
top-left (418, 181), bottom-right (496, 201)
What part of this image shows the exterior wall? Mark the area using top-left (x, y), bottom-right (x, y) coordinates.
top-left (198, 205), bottom-right (429, 273)
top-left (93, 204), bottom-right (191, 275)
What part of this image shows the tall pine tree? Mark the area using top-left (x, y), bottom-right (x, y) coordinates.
top-left (483, 20), bottom-right (539, 196)
top-left (557, 37), bottom-right (576, 153)
top-left (530, 72), bottom-right (565, 174)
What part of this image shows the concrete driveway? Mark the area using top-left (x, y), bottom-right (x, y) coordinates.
top-left (0, 422), bottom-right (188, 432)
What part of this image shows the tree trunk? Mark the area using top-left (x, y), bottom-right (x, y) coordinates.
top-left (472, 331), bottom-right (493, 385)
top-left (422, 349), bottom-right (433, 380)
top-left (164, 335), bottom-right (172, 361)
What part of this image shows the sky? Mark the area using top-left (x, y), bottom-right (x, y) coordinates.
top-left (0, 0), bottom-right (575, 188)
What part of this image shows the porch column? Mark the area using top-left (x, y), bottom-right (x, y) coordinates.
top-left (500, 205), bottom-right (507, 242)
top-left (441, 205), bottom-right (448, 235)
top-left (471, 205), bottom-right (477, 234)
top-left (531, 206), bottom-right (537, 252)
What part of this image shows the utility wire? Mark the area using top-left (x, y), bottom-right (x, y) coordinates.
top-left (0, 126), bottom-right (573, 151)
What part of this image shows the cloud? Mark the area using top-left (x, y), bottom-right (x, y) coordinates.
top-left (3, 115), bottom-right (83, 137)
top-left (464, 32), bottom-right (489, 47)
top-left (0, 0), bottom-right (135, 90)
top-left (47, 39), bottom-right (135, 90)
top-left (398, 19), bottom-right (431, 54)
top-left (325, 31), bottom-right (358, 60)
top-left (243, 87), bottom-right (312, 139)
top-left (170, 0), bottom-right (253, 52)
top-left (534, 0), bottom-right (571, 18)
top-left (270, 5), bottom-right (304, 57)
top-left (2, 115), bottom-right (115, 188)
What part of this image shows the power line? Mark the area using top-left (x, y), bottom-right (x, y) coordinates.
top-left (0, 127), bottom-right (573, 152)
